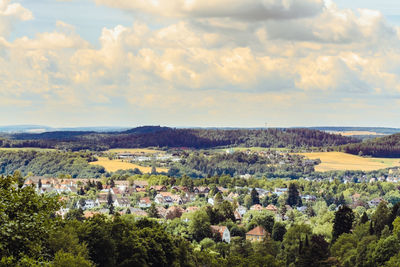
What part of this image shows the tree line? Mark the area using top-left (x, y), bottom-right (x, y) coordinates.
top-left (339, 133), bottom-right (400, 157)
top-left (1, 126), bottom-right (358, 151)
top-left (167, 151), bottom-right (317, 178)
top-left (0, 150), bottom-right (105, 178)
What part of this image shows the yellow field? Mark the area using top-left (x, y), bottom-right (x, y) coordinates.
top-left (90, 157), bottom-right (168, 173)
top-left (106, 148), bottom-right (164, 154)
top-left (298, 152), bottom-right (400, 172)
top-left (331, 131), bottom-right (385, 136)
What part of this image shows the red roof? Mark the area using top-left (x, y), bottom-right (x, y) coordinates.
top-left (265, 204), bottom-right (278, 212)
top-left (246, 226), bottom-right (266, 236)
top-left (211, 225), bottom-right (227, 237)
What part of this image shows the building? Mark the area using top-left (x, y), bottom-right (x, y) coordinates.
top-left (274, 188), bottom-right (288, 197)
top-left (250, 204), bottom-right (264, 211)
top-left (368, 197), bottom-right (384, 207)
top-left (265, 204), bottom-right (278, 213)
top-left (246, 226), bottom-right (266, 242)
top-left (139, 197), bottom-right (152, 208)
top-left (211, 225), bottom-right (231, 243)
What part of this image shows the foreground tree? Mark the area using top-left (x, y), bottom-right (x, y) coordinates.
top-left (0, 174), bottom-right (61, 262)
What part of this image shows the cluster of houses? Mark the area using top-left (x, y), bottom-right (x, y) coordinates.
top-left (23, 176), bottom-right (393, 244)
top-left (116, 152), bottom-right (180, 163)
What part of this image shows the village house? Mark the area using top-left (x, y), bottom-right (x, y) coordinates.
top-left (135, 187), bottom-right (147, 193)
top-left (156, 206), bottom-right (168, 218)
top-left (155, 193), bottom-right (173, 206)
top-left (234, 210), bottom-right (242, 221)
top-left (150, 185), bottom-right (167, 192)
top-left (246, 226), bottom-right (267, 242)
top-left (56, 208), bottom-right (70, 219)
top-left (83, 211), bottom-right (101, 219)
top-left (76, 199), bottom-right (97, 210)
top-left (211, 225), bottom-right (231, 243)
top-left (301, 195), bottom-right (317, 202)
top-left (194, 186), bottom-right (210, 194)
top-left (274, 188), bottom-right (288, 196)
top-left (96, 193), bottom-right (116, 206)
top-left (368, 197), bottom-right (385, 207)
top-left (265, 204), bottom-right (278, 213)
top-left (139, 197), bottom-right (152, 208)
top-left (250, 204), bottom-right (264, 211)
top-left (236, 206), bottom-right (247, 216)
top-left (127, 207), bottom-right (148, 217)
top-left (115, 197), bottom-right (131, 208)
top-left (255, 188), bottom-right (269, 198)
top-left (186, 206), bottom-right (199, 213)
top-left (132, 180), bottom-right (149, 188)
top-left (171, 186), bottom-right (189, 192)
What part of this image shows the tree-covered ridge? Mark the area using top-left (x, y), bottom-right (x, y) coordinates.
top-left (340, 133), bottom-right (400, 157)
top-left (168, 151), bottom-right (318, 178)
top-left (2, 126), bottom-right (359, 151)
top-left (0, 150), bottom-right (105, 178)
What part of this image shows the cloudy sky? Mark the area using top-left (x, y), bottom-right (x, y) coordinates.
top-left (1, 0), bottom-right (400, 128)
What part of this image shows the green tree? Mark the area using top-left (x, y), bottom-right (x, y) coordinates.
top-left (52, 250), bottom-right (94, 267)
top-left (272, 222), bottom-right (286, 242)
top-left (360, 211), bottom-right (369, 225)
top-left (372, 201), bottom-right (391, 236)
top-left (148, 202), bottom-right (159, 218)
top-left (214, 192), bottom-right (223, 204)
top-left (107, 191), bottom-right (113, 206)
top-left (371, 235), bottom-right (400, 266)
top-left (0, 174), bottom-right (61, 262)
top-left (250, 188), bottom-right (260, 205)
top-left (188, 210), bottom-right (212, 242)
top-left (332, 205), bottom-right (354, 242)
top-left (286, 183), bottom-right (302, 207)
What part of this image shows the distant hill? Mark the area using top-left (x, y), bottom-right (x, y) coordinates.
top-left (339, 133), bottom-right (400, 158)
top-left (0, 125), bottom-right (129, 134)
top-left (0, 126), bottom-right (359, 151)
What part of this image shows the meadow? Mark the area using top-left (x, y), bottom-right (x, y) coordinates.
top-left (90, 156), bottom-right (168, 173)
top-left (298, 152), bottom-right (400, 172)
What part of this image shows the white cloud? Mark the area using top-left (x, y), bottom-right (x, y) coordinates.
top-left (94, 0), bottom-right (324, 21)
top-left (2, 0), bottom-right (400, 126)
top-left (0, 0), bottom-right (33, 37)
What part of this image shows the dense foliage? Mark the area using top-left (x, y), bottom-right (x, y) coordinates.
top-left (0, 150), bottom-right (105, 178)
top-left (5, 172), bottom-right (400, 266)
top-left (168, 151), bottom-right (317, 178)
top-left (0, 174), bottom-right (194, 266)
top-left (340, 133), bottom-right (400, 157)
top-left (1, 126), bottom-right (358, 151)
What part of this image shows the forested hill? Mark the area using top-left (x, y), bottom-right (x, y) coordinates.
top-left (1, 126), bottom-right (359, 151)
top-left (340, 133), bottom-right (400, 158)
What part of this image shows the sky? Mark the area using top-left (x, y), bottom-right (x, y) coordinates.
top-left (1, 0), bottom-right (400, 128)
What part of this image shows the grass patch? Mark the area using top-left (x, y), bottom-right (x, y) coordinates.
top-left (297, 152), bottom-right (400, 172)
top-left (90, 157), bottom-right (168, 173)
